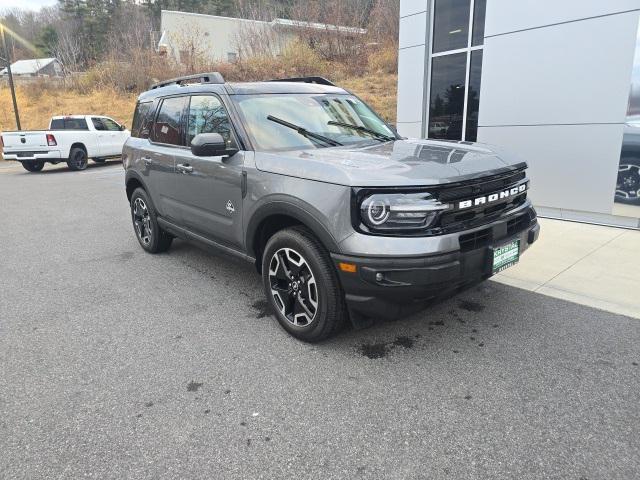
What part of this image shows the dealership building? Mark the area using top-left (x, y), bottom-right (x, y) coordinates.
top-left (397, 1), bottom-right (640, 229)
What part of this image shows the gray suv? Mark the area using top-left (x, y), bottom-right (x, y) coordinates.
top-left (123, 73), bottom-right (539, 342)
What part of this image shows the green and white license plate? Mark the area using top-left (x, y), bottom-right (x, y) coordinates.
top-left (492, 240), bottom-right (520, 274)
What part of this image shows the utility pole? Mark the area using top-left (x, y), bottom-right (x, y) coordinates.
top-left (0, 23), bottom-right (21, 130)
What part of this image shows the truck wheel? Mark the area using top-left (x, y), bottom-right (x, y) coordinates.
top-left (22, 161), bottom-right (44, 172)
top-left (261, 227), bottom-right (348, 342)
top-left (130, 187), bottom-right (173, 253)
top-left (67, 148), bottom-right (88, 171)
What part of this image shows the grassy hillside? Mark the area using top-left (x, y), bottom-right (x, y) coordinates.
top-left (0, 74), bottom-right (397, 135)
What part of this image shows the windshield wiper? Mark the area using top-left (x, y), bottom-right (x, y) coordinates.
top-left (328, 121), bottom-right (395, 142)
top-left (267, 115), bottom-right (342, 147)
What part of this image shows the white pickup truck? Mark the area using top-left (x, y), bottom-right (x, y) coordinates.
top-left (0, 115), bottom-right (130, 172)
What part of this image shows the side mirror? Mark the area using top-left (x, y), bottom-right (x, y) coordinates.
top-left (191, 132), bottom-right (238, 157)
top-left (120, 124), bottom-right (126, 131)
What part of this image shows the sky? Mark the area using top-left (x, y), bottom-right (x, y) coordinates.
top-left (0, 0), bottom-right (57, 12)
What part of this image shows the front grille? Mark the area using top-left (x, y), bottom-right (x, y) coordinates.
top-left (438, 169), bottom-right (526, 202)
top-left (433, 167), bottom-right (528, 233)
top-left (459, 227), bottom-right (492, 252)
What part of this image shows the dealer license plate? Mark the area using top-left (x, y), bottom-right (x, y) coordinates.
top-left (492, 240), bottom-right (520, 274)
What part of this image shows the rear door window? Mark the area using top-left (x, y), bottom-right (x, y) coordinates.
top-left (51, 118), bottom-right (89, 130)
top-left (152, 97), bottom-right (187, 146)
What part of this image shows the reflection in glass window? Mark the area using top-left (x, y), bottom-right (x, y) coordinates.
top-left (232, 94), bottom-right (394, 151)
top-left (465, 50), bottom-right (483, 142)
top-left (433, 0), bottom-right (471, 53)
top-left (152, 96), bottom-right (187, 146)
top-left (186, 95), bottom-right (235, 147)
top-left (429, 53), bottom-right (466, 141)
top-left (471, 0), bottom-right (487, 46)
top-left (132, 102), bottom-right (154, 138)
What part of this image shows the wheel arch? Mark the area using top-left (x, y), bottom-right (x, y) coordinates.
top-left (69, 142), bottom-right (87, 155)
top-left (125, 170), bottom-right (148, 202)
top-left (246, 200), bottom-right (341, 273)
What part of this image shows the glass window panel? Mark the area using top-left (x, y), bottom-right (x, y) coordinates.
top-left (465, 50), bottom-right (483, 142)
top-left (91, 118), bottom-right (106, 131)
top-left (186, 95), bottom-right (236, 147)
top-left (101, 118), bottom-right (122, 131)
top-left (471, 0), bottom-right (487, 46)
top-left (428, 53), bottom-right (467, 140)
top-left (152, 96), bottom-right (187, 146)
top-left (433, 0), bottom-right (471, 53)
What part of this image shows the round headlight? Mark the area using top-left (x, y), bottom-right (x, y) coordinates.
top-left (359, 192), bottom-right (450, 232)
top-left (367, 199), bottom-right (390, 225)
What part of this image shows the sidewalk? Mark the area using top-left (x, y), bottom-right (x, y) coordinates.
top-left (492, 217), bottom-right (640, 319)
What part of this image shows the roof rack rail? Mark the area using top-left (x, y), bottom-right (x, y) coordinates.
top-left (151, 72), bottom-right (225, 90)
top-left (268, 76), bottom-right (335, 86)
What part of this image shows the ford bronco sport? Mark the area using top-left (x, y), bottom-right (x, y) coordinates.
top-left (123, 73), bottom-right (539, 342)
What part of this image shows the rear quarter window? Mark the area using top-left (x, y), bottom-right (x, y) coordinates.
top-left (131, 102), bottom-right (154, 139)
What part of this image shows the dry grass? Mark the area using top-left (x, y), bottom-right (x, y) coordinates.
top-left (0, 71), bottom-right (397, 136)
top-left (341, 73), bottom-right (398, 123)
top-left (0, 86), bottom-right (137, 132)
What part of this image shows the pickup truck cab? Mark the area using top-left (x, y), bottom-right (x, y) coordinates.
top-left (1, 115), bottom-right (130, 172)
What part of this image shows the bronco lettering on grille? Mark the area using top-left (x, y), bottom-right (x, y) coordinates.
top-left (457, 183), bottom-right (528, 210)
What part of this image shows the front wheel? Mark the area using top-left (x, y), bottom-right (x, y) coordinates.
top-left (130, 187), bottom-right (173, 253)
top-left (22, 161), bottom-right (44, 172)
top-left (261, 227), bottom-right (348, 342)
top-left (67, 147), bottom-right (88, 171)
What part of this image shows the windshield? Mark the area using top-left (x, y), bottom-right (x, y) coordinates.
top-left (231, 94), bottom-right (396, 151)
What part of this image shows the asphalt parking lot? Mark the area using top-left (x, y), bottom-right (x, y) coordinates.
top-left (1, 160), bottom-right (639, 480)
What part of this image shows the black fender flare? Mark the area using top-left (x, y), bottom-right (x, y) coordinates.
top-left (125, 170), bottom-right (150, 201)
top-left (245, 197), bottom-right (341, 259)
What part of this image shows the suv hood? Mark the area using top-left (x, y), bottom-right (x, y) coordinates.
top-left (254, 139), bottom-right (526, 187)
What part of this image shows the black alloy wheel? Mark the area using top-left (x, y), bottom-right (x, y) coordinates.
top-left (22, 160), bottom-right (45, 172)
top-left (268, 247), bottom-right (319, 327)
top-left (67, 147), bottom-right (88, 171)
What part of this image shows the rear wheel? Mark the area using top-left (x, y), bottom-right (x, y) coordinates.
top-left (130, 187), bottom-right (173, 253)
top-left (22, 161), bottom-right (44, 172)
top-left (261, 227), bottom-right (348, 342)
top-left (67, 147), bottom-right (88, 171)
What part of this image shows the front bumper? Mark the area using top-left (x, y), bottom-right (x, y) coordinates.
top-left (332, 208), bottom-right (539, 324)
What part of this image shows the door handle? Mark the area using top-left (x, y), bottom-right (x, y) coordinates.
top-left (176, 163), bottom-right (193, 174)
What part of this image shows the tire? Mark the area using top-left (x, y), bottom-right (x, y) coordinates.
top-left (22, 160), bottom-right (44, 172)
top-left (130, 187), bottom-right (173, 253)
top-left (67, 147), bottom-right (88, 171)
top-left (261, 226), bottom-right (348, 342)
top-left (616, 156), bottom-right (640, 205)
top-left (93, 158), bottom-right (106, 163)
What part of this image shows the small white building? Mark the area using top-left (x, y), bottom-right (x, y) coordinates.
top-left (0, 58), bottom-right (63, 77)
top-left (157, 10), bottom-right (366, 64)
